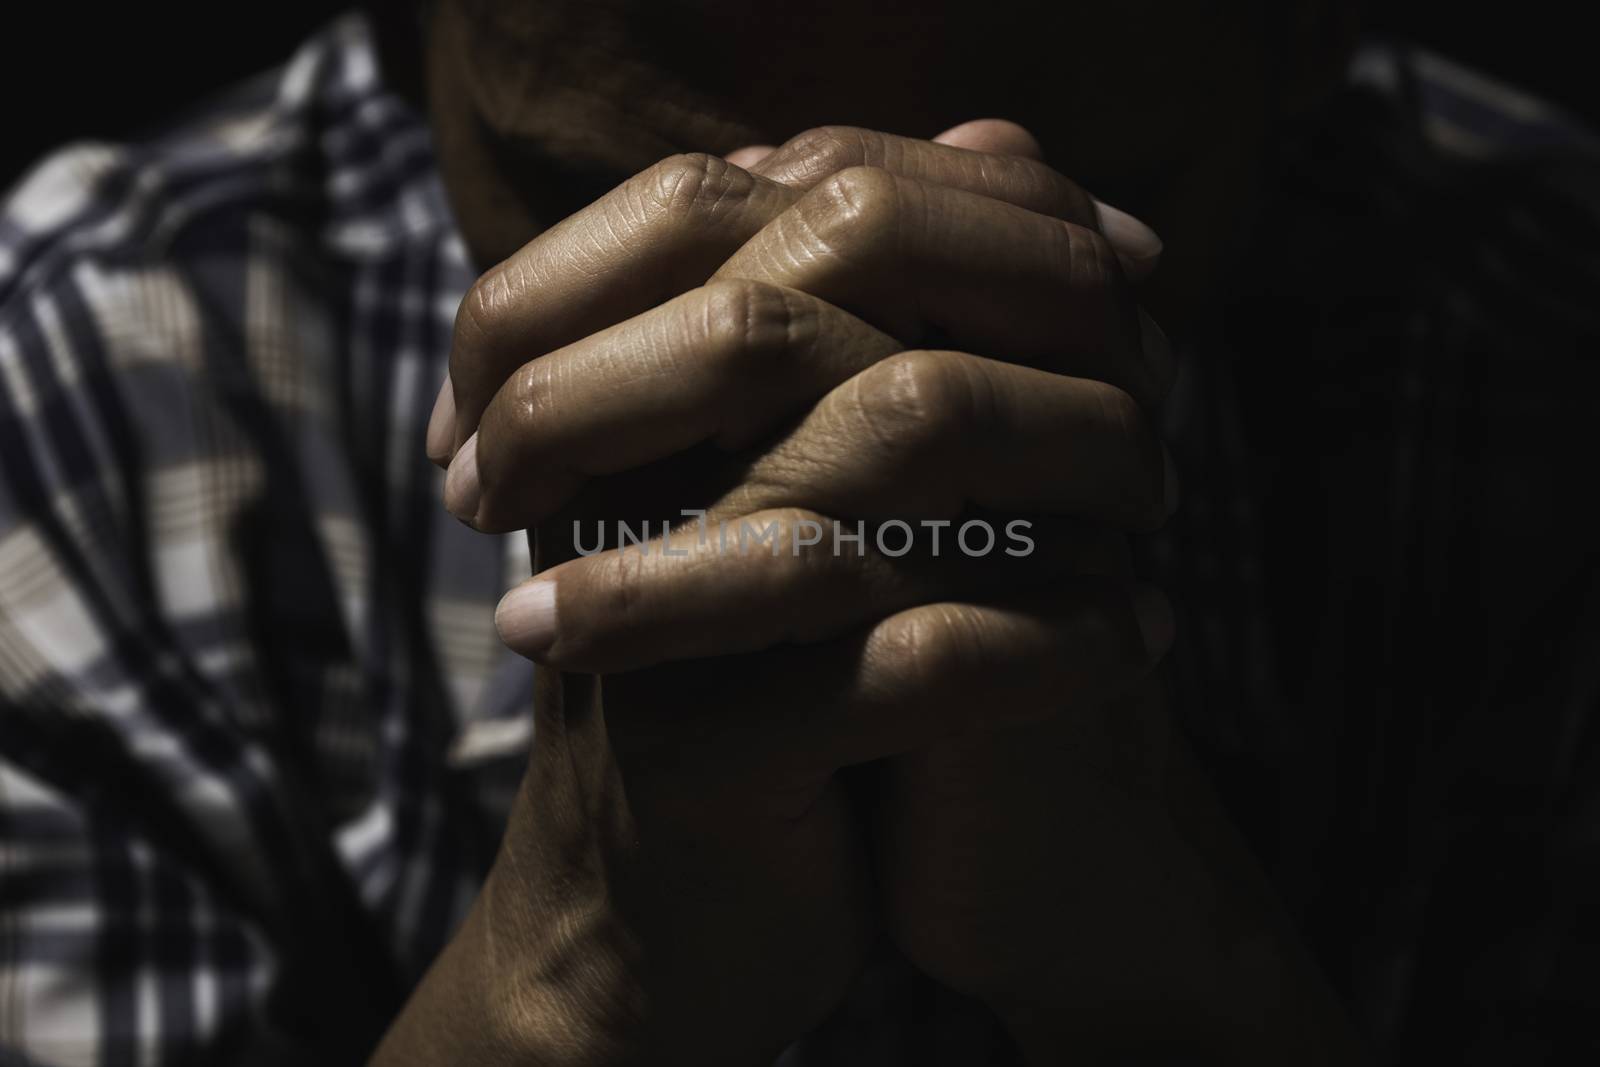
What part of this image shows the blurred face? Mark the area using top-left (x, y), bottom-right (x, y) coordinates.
top-left (424, 0), bottom-right (1280, 296)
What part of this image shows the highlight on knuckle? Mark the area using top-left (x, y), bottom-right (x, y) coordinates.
top-left (646, 152), bottom-right (753, 220)
top-left (854, 351), bottom-right (976, 460)
top-left (810, 165), bottom-right (900, 238)
top-left (456, 268), bottom-right (515, 356)
top-left (768, 506), bottom-right (849, 588)
top-left (877, 605), bottom-right (982, 693)
top-left (699, 278), bottom-right (802, 369)
top-left (779, 125), bottom-right (870, 178)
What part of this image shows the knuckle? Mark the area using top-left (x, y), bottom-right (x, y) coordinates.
top-left (709, 508), bottom-right (862, 633)
top-left (646, 152), bottom-right (754, 219)
top-left (854, 352), bottom-right (978, 459)
top-left (479, 363), bottom-right (544, 479)
top-left (881, 605), bottom-right (983, 689)
top-left (810, 165), bottom-right (900, 235)
top-left (454, 268), bottom-right (515, 358)
top-left (778, 125), bottom-right (871, 177)
top-left (507, 358), bottom-right (545, 418)
top-left (765, 506), bottom-right (845, 580)
top-left (594, 545), bottom-right (650, 637)
top-left (697, 278), bottom-right (808, 366)
top-left (735, 509), bottom-right (812, 591)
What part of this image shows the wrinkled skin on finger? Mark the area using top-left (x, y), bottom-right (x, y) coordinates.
top-left (380, 0), bottom-right (1371, 1059)
top-left (434, 131), bottom-right (1164, 464)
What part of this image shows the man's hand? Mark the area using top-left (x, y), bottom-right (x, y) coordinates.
top-left (453, 120), bottom-right (1178, 1050)
top-left (383, 122), bottom-right (1358, 1065)
top-left (425, 123), bottom-right (1168, 479)
top-left (384, 122), bottom-right (1177, 1067)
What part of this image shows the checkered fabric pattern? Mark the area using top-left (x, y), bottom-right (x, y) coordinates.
top-left (0, 15), bottom-right (535, 1063)
top-left (2, 12), bottom-right (1597, 1066)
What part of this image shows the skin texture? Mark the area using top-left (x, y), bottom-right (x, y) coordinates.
top-left (372, 4), bottom-right (1369, 1065)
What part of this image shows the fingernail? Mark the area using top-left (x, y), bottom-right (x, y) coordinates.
top-left (1162, 444), bottom-right (1180, 517)
top-left (496, 579), bottom-right (557, 657)
top-left (1138, 309), bottom-right (1176, 398)
top-left (1093, 199), bottom-right (1163, 278)
top-left (426, 377), bottom-right (456, 465)
top-left (444, 432), bottom-right (481, 525)
top-left (724, 144), bottom-right (777, 168)
top-left (1131, 584), bottom-right (1175, 663)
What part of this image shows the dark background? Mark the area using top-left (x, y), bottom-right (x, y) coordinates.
top-left (1, 2), bottom-right (1593, 191)
top-left (0, 2), bottom-right (1591, 1062)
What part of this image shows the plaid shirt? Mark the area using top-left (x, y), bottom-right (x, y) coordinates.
top-left (2, 13), bottom-right (1596, 1066)
top-left (0, 16), bottom-right (534, 1063)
